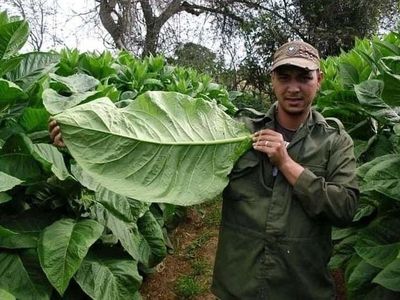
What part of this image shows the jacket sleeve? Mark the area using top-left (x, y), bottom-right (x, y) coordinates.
top-left (292, 131), bottom-right (359, 227)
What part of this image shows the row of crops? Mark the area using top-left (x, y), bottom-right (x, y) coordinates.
top-left (0, 10), bottom-right (399, 300)
top-left (0, 10), bottom-right (238, 300)
top-left (317, 34), bottom-right (400, 299)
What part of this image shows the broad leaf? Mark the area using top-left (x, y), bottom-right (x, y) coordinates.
top-left (18, 108), bottom-right (50, 133)
top-left (339, 62), bottom-right (360, 88)
top-left (352, 202), bottom-right (376, 222)
top-left (74, 252), bottom-right (142, 300)
top-left (31, 143), bottom-right (72, 181)
top-left (355, 240), bottom-right (400, 269)
top-left (354, 79), bottom-right (400, 123)
top-left (0, 19), bottom-right (29, 60)
top-left (95, 186), bottom-right (146, 223)
top-left (0, 192), bottom-right (11, 203)
top-left (90, 202), bottom-right (149, 264)
top-left (360, 155), bottom-right (400, 201)
top-left (347, 259), bottom-right (381, 294)
top-left (6, 52), bottom-right (59, 90)
top-left (48, 73), bottom-right (99, 93)
top-left (381, 57), bottom-right (400, 106)
top-left (373, 258), bottom-right (400, 292)
top-left (0, 289), bottom-right (15, 300)
top-left (0, 225), bottom-right (37, 249)
top-left (42, 88), bottom-right (99, 115)
top-left (0, 56), bottom-right (23, 77)
top-left (0, 153), bottom-right (43, 182)
top-left (0, 209), bottom-right (58, 249)
top-left (0, 252), bottom-right (51, 300)
top-left (0, 78), bottom-right (27, 107)
top-left (38, 218), bottom-right (104, 295)
top-left (55, 91), bottom-right (252, 205)
top-left (137, 211), bottom-right (167, 267)
top-left (0, 171), bottom-right (23, 192)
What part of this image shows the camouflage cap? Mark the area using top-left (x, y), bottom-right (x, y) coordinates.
top-left (271, 40), bottom-right (320, 71)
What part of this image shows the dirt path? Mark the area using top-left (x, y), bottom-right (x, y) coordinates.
top-left (140, 199), bottom-right (347, 300)
top-left (140, 200), bottom-right (221, 299)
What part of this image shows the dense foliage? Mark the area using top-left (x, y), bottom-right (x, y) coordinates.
top-left (0, 10), bottom-right (242, 299)
top-left (317, 33), bottom-right (400, 299)
top-left (2, 8), bottom-right (400, 300)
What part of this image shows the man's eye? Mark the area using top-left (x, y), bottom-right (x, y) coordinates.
top-left (300, 76), bottom-right (313, 82)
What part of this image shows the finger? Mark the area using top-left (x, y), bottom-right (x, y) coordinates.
top-left (253, 129), bottom-right (279, 137)
top-left (53, 133), bottom-right (65, 147)
top-left (48, 119), bottom-right (56, 130)
top-left (50, 126), bottom-right (60, 140)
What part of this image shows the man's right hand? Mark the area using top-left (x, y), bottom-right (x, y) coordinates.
top-left (48, 119), bottom-right (65, 147)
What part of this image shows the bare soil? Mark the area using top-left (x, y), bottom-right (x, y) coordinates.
top-left (140, 202), bottom-right (219, 300)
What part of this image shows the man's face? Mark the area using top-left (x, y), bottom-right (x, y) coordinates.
top-left (271, 65), bottom-right (323, 117)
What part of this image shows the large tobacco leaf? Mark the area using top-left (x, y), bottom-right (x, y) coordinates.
top-left (38, 218), bottom-right (104, 295)
top-left (74, 252), bottom-right (142, 300)
top-left (54, 91), bottom-right (252, 205)
top-left (0, 251), bottom-right (51, 300)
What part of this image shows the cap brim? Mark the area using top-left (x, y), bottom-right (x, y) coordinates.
top-left (270, 57), bottom-right (319, 72)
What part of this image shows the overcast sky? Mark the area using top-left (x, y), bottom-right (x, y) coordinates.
top-left (3, 0), bottom-right (245, 64)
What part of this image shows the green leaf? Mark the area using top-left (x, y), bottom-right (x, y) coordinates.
top-left (137, 211), bottom-right (167, 267)
top-left (354, 79), bottom-right (400, 123)
top-left (0, 192), bottom-right (11, 203)
top-left (31, 143), bottom-right (72, 181)
top-left (332, 227), bottom-right (357, 241)
top-left (355, 240), bottom-right (400, 269)
top-left (0, 251), bottom-right (51, 300)
top-left (7, 52), bottom-right (59, 90)
top-left (49, 73), bottom-right (99, 93)
top-left (360, 155), bottom-right (400, 201)
top-left (42, 88), bottom-right (98, 115)
top-left (55, 91), bottom-right (252, 205)
top-left (0, 171), bottom-right (23, 192)
top-left (0, 56), bottom-right (23, 77)
top-left (38, 218), bottom-right (104, 295)
top-left (95, 186), bottom-right (144, 223)
top-left (0, 289), bottom-right (15, 300)
top-left (0, 19), bottom-right (29, 60)
top-left (0, 78), bottom-right (27, 107)
top-left (0, 153), bottom-right (43, 182)
top-left (74, 252), bottom-right (142, 300)
top-left (0, 224), bottom-right (38, 249)
top-left (90, 202), bottom-right (148, 263)
top-left (18, 108), bottom-right (50, 133)
top-left (373, 258), bottom-right (400, 292)
top-left (347, 259), bottom-right (381, 294)
top-left (381, 57), bottom-right (400, 106)
top-left (70, 162), bottom-right (101, 191)
top-left (339, 63), bottom-right (360, 88)
top-left (352, 202), bottom-right (376, 222)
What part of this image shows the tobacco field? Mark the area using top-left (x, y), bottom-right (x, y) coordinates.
top-left (0, 10), bottom-right (399, 300)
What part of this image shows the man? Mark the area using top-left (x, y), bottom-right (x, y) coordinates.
top-left (211, 40), bottom-right (359, 299)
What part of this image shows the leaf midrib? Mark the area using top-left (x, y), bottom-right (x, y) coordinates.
top-left (60, 123), bottom-right (251, 146)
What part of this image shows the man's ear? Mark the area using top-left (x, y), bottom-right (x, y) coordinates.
top-left (317, 70), bottom-right (324, 83)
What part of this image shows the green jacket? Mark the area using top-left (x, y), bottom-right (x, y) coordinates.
top-left (211, 105), bottom-right (359, 300)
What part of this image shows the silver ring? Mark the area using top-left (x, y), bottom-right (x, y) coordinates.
top-left (264, 140), bottom-right (269, 147)
top-left (284, 141), bottom-right (289, 148)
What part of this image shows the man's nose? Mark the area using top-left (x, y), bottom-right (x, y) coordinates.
top-left (287, 80), bottom-right (300, 92)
